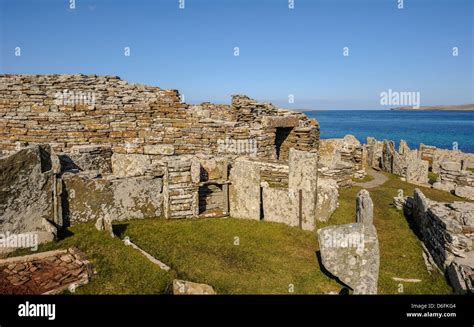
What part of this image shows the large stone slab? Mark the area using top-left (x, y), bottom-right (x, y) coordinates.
top-left (381, 140), bottom-right (395, 173)
top-left (262, 187), bottom-right (297, 226)
top-left (288, 149), bottom-right (318, 230)
top-left (62, 173), bottom-right (163, 224)
top-left (454, 185), bottom-right (474, 201)
top-left (406, 152), bottom-right (429, 184)
top-left (229, 159), bottom-right (261, 220)
top-left (0, 145), bottom-right (57, 251)
top-left (59, 145), bottom-right (113, 174)
top-left (317, 189), bottom-right (379, 294)
top-left (318, 223), bottom-right (379, 294)
top-left (315, 178), bottom-right (339, 222)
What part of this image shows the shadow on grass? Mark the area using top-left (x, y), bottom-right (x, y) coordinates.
top-left (315, 250), bottom-right (352, 294)
top-left (57, 228), bottom-right (74, 241)
top-left (113, 223), bottom-right (129, 238)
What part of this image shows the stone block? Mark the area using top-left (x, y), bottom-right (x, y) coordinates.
top-left (143, 144), bottom-right (175, 155)
top-left (262, 187), bottom-right (298, 227)
top-left (229, 159), bottom-right (261, 220)
top-left (0, 144), bottom-right (57, 251)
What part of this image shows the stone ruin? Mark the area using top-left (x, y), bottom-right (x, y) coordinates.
top-left (0, 74), bottom-right (341, 251)
top-left (419, 143), bottom-right (474, 175)
top-left (317, 189), bottom-right (380, 294)
top-left (396, 189), bottom-right (474, 294)
top-left (432, 161), bottom-right (474, 200)
top-left (318, 134), bottom-right (367, 188)
top-left (364, 137), bottom-right (474, 200)
top-left (366, 138), bottom-right (429, 185)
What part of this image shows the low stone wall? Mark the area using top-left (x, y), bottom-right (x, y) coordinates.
top-left (403, 189), bottom-right (474, 294)
top-left (229, 149), bottom-right (336, 230)
top-left (433, 161), bottom-right (474, 200)
top-left (318, 163), bottom-right (354, 188)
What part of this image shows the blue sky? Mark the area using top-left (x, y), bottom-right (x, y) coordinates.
top-left (1, 0), bottom-right (472, 109)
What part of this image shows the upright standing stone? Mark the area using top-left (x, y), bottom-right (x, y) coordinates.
top-left (317, 189), bottom-right (379, 294)
top-left (355, 189), bottom-right (374, 225)
top-left (288, 149), bottom-right (319, 230)
top-left (0, 145), bottom-right (58, 251)
top-left (381, 140), bottom-right (395, 173)
top-left (229, 159), bottom-right (261, 220)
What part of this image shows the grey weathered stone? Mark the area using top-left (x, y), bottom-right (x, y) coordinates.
top-left (262, 186), bottom-right (297, 226)
top-left (318, 223), bottom-right (379, 294)
top-left (408, 189), bottom-right (473, 272)
top-left (162, 158), bottom-right (199, 219)
top-left (95, 215), bottom-right (114, 238)
top-left (172, 279), bottom-right (216, 295)
top-left (454, 185), bottom-right (474, 200)
top-left (381, 140), bottom-right (395, 173)
top-left (405, 152), bottom-right (429, 184)
top-left (60, 145), bottom-right (113, 174)
top-left (315, 178), bottom-right (339, 222)
top-left (288, 149), bottom-right (319, 230)
top-left (446, 253), bottom-right (474, 294)
top-left (111, 153), bottom-right (152, 177)
top-left (143, 144), bottom-right (175, 156)
top-left (229, 159), bottom-right (261, 220)
top-left (317, 190), bottom-right (379, 294)
top-left (0, 145), bottom-right (57, 251)
top-left (355, 189), bottom-right (373, 225)
top-left (62, 173), bottom-right (163, 224)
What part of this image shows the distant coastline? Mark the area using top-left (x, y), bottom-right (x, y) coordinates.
top-left (391, 104), bottom-right (474, 111)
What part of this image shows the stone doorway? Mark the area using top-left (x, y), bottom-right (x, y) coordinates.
top-left (275, 127), bottom-right (293, 160)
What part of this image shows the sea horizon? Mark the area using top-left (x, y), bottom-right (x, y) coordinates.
top-left (306, 110), bottom-right (474, 154)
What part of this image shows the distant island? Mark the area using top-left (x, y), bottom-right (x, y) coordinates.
top-left (391, 104), bottom-right (474, 111)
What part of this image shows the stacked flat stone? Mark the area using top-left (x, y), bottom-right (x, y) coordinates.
top-left (433, 161), bottom-right (474, 199)
top-left (163, 159), bottom-right (200, 219)
top-left (0, 75), bottom-right (319, 161)
top-left (409, 189), bottom-right (474, 294)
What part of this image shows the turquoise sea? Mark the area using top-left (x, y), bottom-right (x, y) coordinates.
top-left (306, 110), bottom-right (474, 154)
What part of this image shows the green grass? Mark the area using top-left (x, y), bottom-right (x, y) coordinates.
top-left (10, 224), bottom-right (174, 294)
top-left (319, 172), bottom-right (458, 294)
top-left (352, 174), bottom-right (374, 183)
top-left (467, 167), bottom-right (474, 173)
top-left (428, 171), bottom-right (438, 185)
top-left (118, 218), bottom-right (342, 294)
top-left (7, 172), bottom-right (462, 295)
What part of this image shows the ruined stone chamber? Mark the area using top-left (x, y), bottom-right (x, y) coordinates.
top-left (397, 189), bottom-right (474, 294)
top-left (0, 74), bottom-right (332, 248)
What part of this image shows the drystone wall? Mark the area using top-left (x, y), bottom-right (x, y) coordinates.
top-left (402, 189), bottom-right (474, 294)
top-left (367, 138), bottom-right (429, 185)
top-left (0, 74), bottom-right (328, 254)
top-left (0, 75), bottom-right (319, 161)
top-left (318, 135), bottom-right (366, 188)
top-left (419, 144), bottom-right (474, 173)
top-left (433, 161), bottom-right (474, 200)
